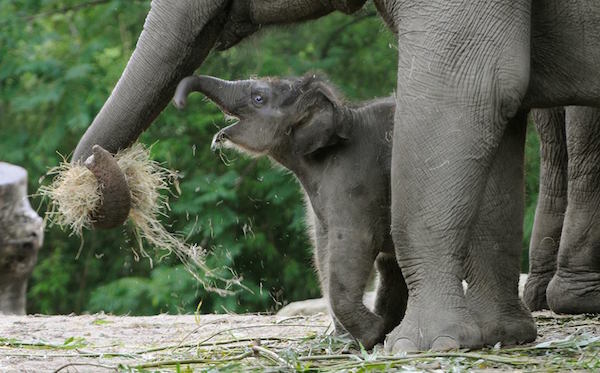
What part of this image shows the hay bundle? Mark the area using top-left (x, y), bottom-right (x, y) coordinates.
top-left (39, 143), bottom-right (243, 295)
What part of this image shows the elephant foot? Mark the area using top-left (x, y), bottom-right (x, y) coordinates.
top-left (330, 314), bottom-right (349, 336)
top-left (523, 273), bottom-right (553, 311)
top-left (468, 297), bottom-right (537, 346)
top-left (546, 271), bottom-right (600, 314)
top-left (384, 305), bottom-right (482, 353)
top-left (381, 312), bottom-right (404, 338)
top-left (347, 313), bottom-right (387, 350)
top-left (374, 291), bottom-right (407, 337)
top-left (358, 319), bottom-right (387, 350)
top-left (331, 313), bottom-right (385, 350)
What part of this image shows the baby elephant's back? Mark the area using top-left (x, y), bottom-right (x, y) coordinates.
top-left (353, 96), bottom-right (395, 176)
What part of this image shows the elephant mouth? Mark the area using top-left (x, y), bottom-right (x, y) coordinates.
top-left (223, 112), bottom-right (240, 125)
top-left (211, 131), bottom-right (229, 152)
top-left (211, 118), bottom-right (239, 152)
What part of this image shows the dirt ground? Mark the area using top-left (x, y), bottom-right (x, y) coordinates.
top-left (0, 313), bottom-right (330, 372)
top-left (1, 311), bottom-right (599, 372)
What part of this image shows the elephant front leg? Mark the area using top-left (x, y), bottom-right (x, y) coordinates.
top-left (311, 223), bottom-right (348, 335)
top-left (523, 108), bottom-right (568, 311)
top-left (373, 251), bottom-right (408, 335)
top-left (327, 229), bottom-right (384, 349)
top-left (385, 0), bottom-right (531, 353)
top-left (464, 112), bottom-right (537, 346)
top-left (546, 106), bottom-right (600, 314)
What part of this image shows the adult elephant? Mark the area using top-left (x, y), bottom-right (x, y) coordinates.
top-left (524, 107), bottom-right (600, 313)
top-left (71, 0), bottom-right (600, 351)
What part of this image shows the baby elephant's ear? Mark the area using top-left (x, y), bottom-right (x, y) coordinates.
top-left (293, 84), bottom-right (349, 156)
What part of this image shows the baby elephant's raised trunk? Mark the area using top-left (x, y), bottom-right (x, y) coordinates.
top-left (173, 75), bottom-right (253, 115)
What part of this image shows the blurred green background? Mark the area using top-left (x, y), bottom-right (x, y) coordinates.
top-left (0, 0), bottom-right (540, 315)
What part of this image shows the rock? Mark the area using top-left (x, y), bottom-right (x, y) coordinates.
top-left (276, 298), bottom-right (329, 316)
top-left (0, 162), bottom-right (43, 315)
top-left (277, 274), bottom-right (530, 316)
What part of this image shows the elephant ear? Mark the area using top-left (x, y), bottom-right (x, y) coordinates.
top-left (292, 80), bottom-right (350, 156)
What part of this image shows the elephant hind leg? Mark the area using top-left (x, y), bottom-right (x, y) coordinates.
top-left (523, 108), bottom-right (568, 311)
top-left (373, 249), bottom-right (408, 334)
top-left (327, 228), bottom-right (386, 349)
top-left (464, 112), bottom-right (537, 346)
top-left (547, 271), bottom-right (600, 314)
top-left (546, 106), bottom-right (600, 314)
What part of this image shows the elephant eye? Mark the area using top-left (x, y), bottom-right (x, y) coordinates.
top-left (253, 95), bottom-right (264, 105)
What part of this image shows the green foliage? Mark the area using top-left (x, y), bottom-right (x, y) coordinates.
top-left (87, 265), bottom-right (200, 315)
top-left (0, 1), bottom-right (540, 315)
top-left (523, 124), bottom-right (541, 271)
top-left (27, 245), bottom-right (73, 314)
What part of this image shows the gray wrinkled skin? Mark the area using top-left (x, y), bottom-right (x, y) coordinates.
top-left (70, 0), bottom-right (600, 351)
top-left (377, 0), bottom-right (600, 353)
top-left (524, 107), bottom-right (600, 313)
top-left (174, 74), bottom-right (407, 349)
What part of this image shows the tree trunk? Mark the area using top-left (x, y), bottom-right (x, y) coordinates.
top-left (0, 162), bottom-right (43, 315)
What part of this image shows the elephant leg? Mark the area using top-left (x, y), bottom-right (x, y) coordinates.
top-left (385, 1), bottom-right (531, 353)
top-left (311, 222), bottom-right (348, 335)
top-left (547, 106), bottom-right (600, 313)
top-left (465, 112), bottom-right (537, 346)
top-left (327, 228), bottom-right (385, 349)
top-left (373, 250), bottom-right (408, 335)
top-left (523, 108), bottom-right (568, 311)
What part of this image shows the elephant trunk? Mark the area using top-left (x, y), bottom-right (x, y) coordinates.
top-left (71, 0), bottom-right (228, 228)
top-left (173, 75), bottom-right (253, 116)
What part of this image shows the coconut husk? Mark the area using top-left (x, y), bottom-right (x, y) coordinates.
top-left (39, 143), bottom-right (244, 295)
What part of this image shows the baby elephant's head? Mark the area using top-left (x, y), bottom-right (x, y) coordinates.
top-left (173, 74), bottom-right (349, 157)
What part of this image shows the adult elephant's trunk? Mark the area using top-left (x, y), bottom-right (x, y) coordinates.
top-left (173, 75), bottom-right (253, 115)
top-left (72, 0), bottom-right (228, 228)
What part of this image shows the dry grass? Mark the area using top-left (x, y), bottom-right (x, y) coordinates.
top-left (38, 157), bottom-right (101, 237)
top-left (39, 143), bottom-right (243, 295)
top-left (1, 312), bottom-right (599, 372)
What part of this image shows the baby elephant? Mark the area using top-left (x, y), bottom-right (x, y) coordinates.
top-left (174, 74), bottom-right (407, 348)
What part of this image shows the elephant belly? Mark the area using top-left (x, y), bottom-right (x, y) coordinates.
top-left (525, 0), bottom-right (600, 108)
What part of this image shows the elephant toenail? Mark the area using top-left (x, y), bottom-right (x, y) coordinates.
top-left (430, 336), bottom-right (459, 351)
top-left (387, 338), bottom-right (418, 353)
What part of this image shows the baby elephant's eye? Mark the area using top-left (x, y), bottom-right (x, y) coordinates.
top-left (253, 95), bottom-right (264, 104)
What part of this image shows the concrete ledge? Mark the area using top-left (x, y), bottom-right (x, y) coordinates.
top-left (278, 274), bottom-right (529, 316)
